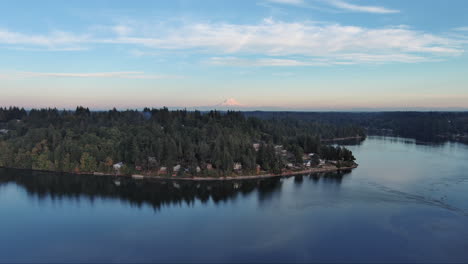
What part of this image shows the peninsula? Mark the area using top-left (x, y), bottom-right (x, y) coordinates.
top-left (0, 107), bottom-right (362, 179)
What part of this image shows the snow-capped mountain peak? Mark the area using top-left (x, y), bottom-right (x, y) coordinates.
top-left (217, 98), bottom-right (244, 107)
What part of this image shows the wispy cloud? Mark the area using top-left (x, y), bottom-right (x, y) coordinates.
top-left (327, 0), bottom-right (399, 14)
top-left (0, 28), bottom-right (89, 50)
top-left (209, 57), bottom-right (328, 66)
top-left (1, 71), bottom-right (182, 79)
top-left (112, 19), bottom-right (463, 63)
top-left (265, 0), bottom-right (304, 5)
top-left (0, 18), bottom-right (465, 65)
top-left (265, 0), bottom-right (400, 14)
top-left (454, 27), bottom-right (468, 32)
top-left (209, 53), bottom-right (430, 67)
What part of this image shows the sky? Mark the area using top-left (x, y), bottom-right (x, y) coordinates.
top-left (1, 0), bottom-right (468, 110)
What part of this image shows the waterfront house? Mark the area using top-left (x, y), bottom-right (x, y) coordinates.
top-left (158, 166), bottom-right (167, 174)
top-left (113, 162), bottom-right (124, 171)
top-left (233, 162), bottom-right (242, 171)
top-left (173, 164), bottom-right (181, 172)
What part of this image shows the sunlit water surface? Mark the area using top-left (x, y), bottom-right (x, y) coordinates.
top-left (1, 136), bottom-right (468, 263)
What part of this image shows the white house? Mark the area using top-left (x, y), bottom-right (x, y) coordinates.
top-left (159, 166), bottom-right (167, 174)
top-left (233, 162), bottom-right (242, 171)
top-left (173, 164), bottom-right (181, 172)
top-left (113, 162), bottom-right (124, 170)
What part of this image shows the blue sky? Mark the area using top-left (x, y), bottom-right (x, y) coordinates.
top-left (1, 0), bottom-right (468, 110)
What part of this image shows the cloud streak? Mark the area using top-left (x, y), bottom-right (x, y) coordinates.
top-left (209, 57), bottom-right (328, 66)
top-left (208, 53), bottom-right (431, 67)
top-left (0, 18), bottom-right (465, 65)
top-left (265, 0), bottom-right (400, 14)
top-left (327, 0), bottom-right (399, 14)
top-left (265, 0), bottom-right (304, 5)
top-left (1, 71), bottom-right (182, 80)
top-left (112, 19), bottom-right (463, 63)
top-left (0, 28), bottom-right (89, 50)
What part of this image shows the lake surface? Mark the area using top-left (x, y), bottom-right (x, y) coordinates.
top-left (1, 136), bottom-right (468, 263)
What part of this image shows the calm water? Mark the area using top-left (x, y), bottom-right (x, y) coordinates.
top-left (1, 136), bottom-right (468, 263)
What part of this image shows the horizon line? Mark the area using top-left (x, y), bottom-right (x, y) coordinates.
top-left (2, 105), bottom-right (468, 113)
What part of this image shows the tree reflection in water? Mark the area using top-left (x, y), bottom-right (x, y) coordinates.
top-left (0, 168), bottom-right (350, 211)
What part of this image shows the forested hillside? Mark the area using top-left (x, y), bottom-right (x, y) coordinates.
top-left (0, 107), bottom-right (362, 177)
top-left (245, 111), bottom-right (468, 142)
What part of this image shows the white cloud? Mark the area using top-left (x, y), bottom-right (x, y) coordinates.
top-left (26, 71), bottom-right (142, 78)
top-left (2, 71), bottom-right (182, 79)
top-left (0, 18), bottom-right (465, 65)
top-left (339, 53), bottom-right (431, 63)
top-left (209, 53), bottom-right (430, 67)
top-left (0, 28), bottom-right (89, 50)
top-left (209, 57), bottom-right (328, 66)
top-left (265, 0), bottom-right (399, 14)
top-left (112, 25), bottom-right (133, 36)
top-left (327, 0), bottom-right (399, 14)
top-left (454, 27), bottom-right (468, 32)
top-left (110, 19), bottom-right (463, 62)
top-left (265, 0), bottom-right (304, 5)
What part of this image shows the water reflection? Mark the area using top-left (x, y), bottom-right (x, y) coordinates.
top-left (0, 168), bottom-right (349, 211)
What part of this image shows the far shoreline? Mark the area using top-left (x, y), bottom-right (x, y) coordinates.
top-left (0, 164), bottom-right (358, 181)
top-left (321, 136), bottom-right (365, 142)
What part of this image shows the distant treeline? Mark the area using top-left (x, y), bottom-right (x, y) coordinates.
top-left (244, 111), bottom-right (468, 142)
top-left (0, 107), bottom-right (361, 176)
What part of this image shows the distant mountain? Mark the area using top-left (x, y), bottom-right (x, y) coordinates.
top-left (209, 98), bottom-right (249, 110)
top-left (216, 98), bottom-right (244, 107)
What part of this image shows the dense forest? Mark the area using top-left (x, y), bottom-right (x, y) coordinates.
top-left (245, 111), bottom-right (468, 142)
top-left (0, 107), bottom-right (361, 177)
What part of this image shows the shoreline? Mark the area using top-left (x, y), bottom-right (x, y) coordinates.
top-left (0, 164), bottom-right (358, 181)
top-left (321, 136), bottom-right (365, 142)
top-left (148, 164), bottom-right (358, 181)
